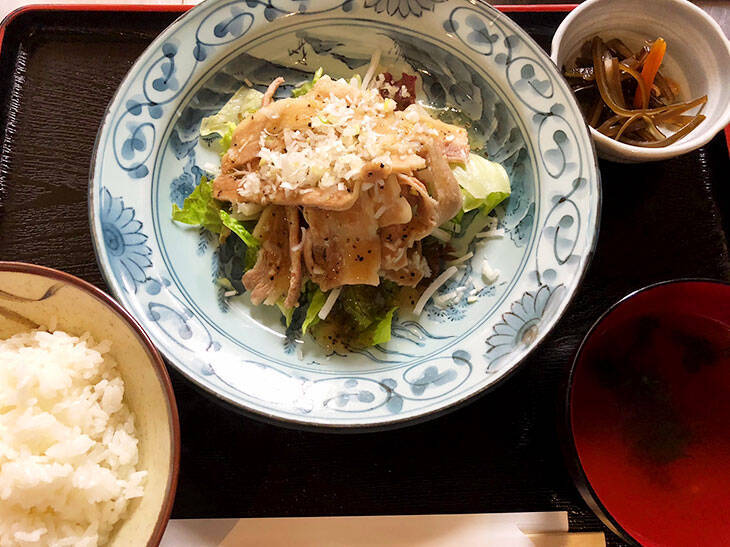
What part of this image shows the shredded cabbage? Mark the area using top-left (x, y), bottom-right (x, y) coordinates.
top-left (452, 153), bottom-right (511, 214)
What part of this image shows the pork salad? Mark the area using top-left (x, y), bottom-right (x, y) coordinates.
top-left (172, 57), bottom-right (511, 351)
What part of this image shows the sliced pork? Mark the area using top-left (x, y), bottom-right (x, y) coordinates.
top-left (382, 243), bottom-right (431, 287)
top-left (373, 175), bottom-right (412, 228)
top-left (302, 195), bottom-right (381, 291)
top-left (215, 72), bottom-right (470, 307)
top-left (262, 77), bottom-right (284, 107)
top-left (380, 174), bottom-right (439, 271)
top-left (284, 206), bottom-right (303, 308)
top-left (416, 139), bottom-right (464, 225)
top-left (242, 206), bottom-right (291, 305)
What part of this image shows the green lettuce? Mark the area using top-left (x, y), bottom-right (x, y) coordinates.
top-left (216, 277), bottom-right (235, 290)
top-left (200, 87), bottom-right (263, 138)
top-left (276, 300), bottom-right (295, 327)
top-left (171, 176), bottom-right (225, 234)
top-left (219, 210), bottom-right (258, 249)
top-left (302, 287), bottom-right (327, 334)
top-left (172, 177), bottom-right (259, 271)
top-left (291, 67), bottom-right (323, 98)
top-left (200, 87), bottom-right (263, 156)
top-left (337, 284), bottom-right (399, 347)
top-left (340, 290), bottom-right (376, 331)
top-left (450, 208), bottom-right (496, 256)
top-left (217, 122), bottom-right (237, 156)
top-left (219, 210), bottom-right (259, 269)
top-left (451, 153), bottom-right (511, 214)
top-left (296, 283), bottom-right (399, 347)
top-left (354, 307), bottom-right (398, 347)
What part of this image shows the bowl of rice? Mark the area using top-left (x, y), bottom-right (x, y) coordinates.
top-left (0, 262), bottom-right (180, 547)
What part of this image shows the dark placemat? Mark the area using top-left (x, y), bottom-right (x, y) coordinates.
top-left (1, 8), bottom-right (728, 546)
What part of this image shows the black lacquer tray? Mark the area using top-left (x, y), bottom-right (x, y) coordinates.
top-left (1, 6), bottom-right (728, 545)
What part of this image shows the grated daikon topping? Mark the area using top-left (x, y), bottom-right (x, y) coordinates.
top-left (235, 76), bottom-right (445, 199)
top-left (481, 259), bottom-right (500, 284)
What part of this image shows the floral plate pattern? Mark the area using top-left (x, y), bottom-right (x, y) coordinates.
top-left (89, 0), bottom-right (599, 428)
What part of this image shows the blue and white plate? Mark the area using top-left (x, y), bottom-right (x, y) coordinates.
top-left (90, 0), bottom-right (600, 428)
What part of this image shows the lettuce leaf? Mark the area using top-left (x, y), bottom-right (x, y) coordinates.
top-left (200, 87), bottom-right (263, 138)
top-left (172, 177), bottom-right (259, 271)
top-left (300, 283), bottom-right (399, 347)
top-left (340, 290), bottom-right (376, 331)
top-left (217, 122), bottom-right (237, 156)
top-left (291, 67), bottom-right (323, 98)
top-left (336, 284), bottom-right (399, 347)
top-left (200, 87), bottom-right (263, 156)
top-left (219, 210), bottom-right (258, 249)
top-left (452, 153), bottom-right (511, 214)
top-left (171, 176), bottom-right (225, 234)
top-left (219, 210), bottom-right (259, 270)
top-left (276, 300), bottom-right (295, 327)
top-left (450, 208), bottom-right (497, 256)
top-left (302, 287), bottom-right (327, 334)
top-left (354, 307), bottom-right (398, 347)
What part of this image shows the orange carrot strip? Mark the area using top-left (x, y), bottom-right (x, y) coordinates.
top-left (633, 38), bottom-right (666, 109)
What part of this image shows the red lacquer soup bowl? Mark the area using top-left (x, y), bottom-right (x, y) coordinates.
top-left (565, 280), bottom-right (730, 546)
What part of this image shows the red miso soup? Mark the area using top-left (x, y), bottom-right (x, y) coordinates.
top-left (571, 281), bottom-right (730, 546)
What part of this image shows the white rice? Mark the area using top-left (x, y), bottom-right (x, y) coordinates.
top-left (0, 330), bottom-right (146, 547)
